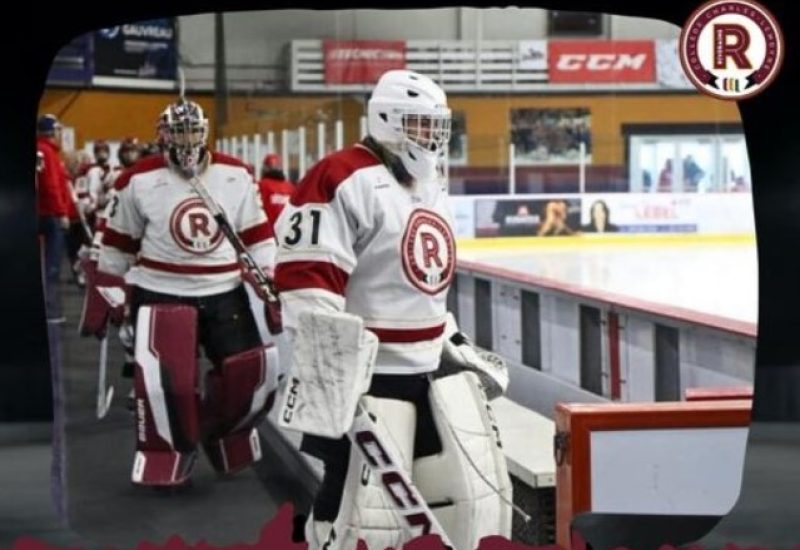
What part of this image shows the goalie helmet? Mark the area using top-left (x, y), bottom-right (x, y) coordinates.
top-left (367, 70), bottom-right (451, 183)
top-left (163, 99), bottom-right (209, 178)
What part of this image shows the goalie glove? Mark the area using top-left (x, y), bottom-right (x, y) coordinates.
top-left (239, 262), bottom-right (283, 335)
top-left (438, 313), bottom-right (509, 400)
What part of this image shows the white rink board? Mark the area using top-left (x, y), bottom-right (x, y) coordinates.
top-left (458, 240), bottom-right (757, 325)
top-left (590, 427), bottom-right (748, 515)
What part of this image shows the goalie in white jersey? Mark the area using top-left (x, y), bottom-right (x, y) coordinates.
top-left (92, 97), bottom-right (281, 486)
top-left (275, 70), bottom-right (512, 550)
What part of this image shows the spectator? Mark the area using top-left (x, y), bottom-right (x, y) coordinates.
top-left (256, 153), bottom-right (295, 234)
top-left (581, 200), bottom-right (619, 233)
top-left (683, 154), bottom-right (705, 192)
top-left (36, 114), bottom-right (71, 322)
top-left (658, 159), bottom-right (673, 192)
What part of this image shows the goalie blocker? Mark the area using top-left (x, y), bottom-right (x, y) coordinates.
top-left (132, 304), bottom-right (279, 485)
top-left (278, 310), bottom-right (512, 550)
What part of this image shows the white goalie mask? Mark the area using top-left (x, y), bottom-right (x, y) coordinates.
top-left (367, 70), bottom-right (452, 183)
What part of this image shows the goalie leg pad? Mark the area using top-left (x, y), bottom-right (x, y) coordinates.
top-left (132, 304), bottom-right (200, 486)
top-left (307, 396), bottom-right (417, 550)
top-left (413, 372), bottom-right (513, 550)
top-left (202, 344), bottom-right (279, 474)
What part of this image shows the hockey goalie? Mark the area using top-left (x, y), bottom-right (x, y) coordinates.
top-left (275, 69), bottom-right (513, 550)
top-left (89, 96), bottom-right (281, 486)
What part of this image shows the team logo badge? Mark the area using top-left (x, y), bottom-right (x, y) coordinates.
top-left (169, 198), bottom-right (224, 255)
top-left (401, 209), bottom-right (455, 295)
top-left (680, 0), bottom-right (783, 100)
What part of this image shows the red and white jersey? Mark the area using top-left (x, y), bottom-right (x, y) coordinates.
top-left (274, 143), bottom-right (456, 375)
top-left (82, 163), bottom-right (112, 212)
top-left (102, 165), bottom-right (130, 209)
top-left (99, 152), bottom-right (275, 297)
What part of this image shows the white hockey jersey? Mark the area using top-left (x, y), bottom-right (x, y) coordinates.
top-left (274, 143), bottom-right (456, 375)
top-left (99, 152), bottom-right (275, 297)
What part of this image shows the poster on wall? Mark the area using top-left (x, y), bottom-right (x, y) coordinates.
top-left (517, 40), bottom-right (548, 71)
top-left (548, 40), bottom-right (656, 84)
top-left (475, 197), bottom-right (582, 237)
top-left (92, 19), bottom-right (177, 89)
top-left (46, 34), bottom-right (93, 86)
top-left (581, 194), bottom-right (698, 233)
top-left (324, 40), bottom-right (406, 85)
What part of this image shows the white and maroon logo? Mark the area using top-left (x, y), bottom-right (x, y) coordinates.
top-left (680, 0), bottom-right (784, 99)
top-left (401, 209), bottom-right (455, 295)
top-left (169, 197), bottom-right (224, 255)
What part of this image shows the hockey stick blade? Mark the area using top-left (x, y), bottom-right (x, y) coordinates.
top-left (96, 336), bottom-right (114, 419)
top-left (348, 401), bottom-right (455, 549)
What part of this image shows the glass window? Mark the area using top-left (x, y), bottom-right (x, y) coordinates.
top-left (449, 111), bottom-right (468, 166)
top-left (511, 107), bottom-right (591, 164)
top-left (629, 133), bottom-right (749, 193)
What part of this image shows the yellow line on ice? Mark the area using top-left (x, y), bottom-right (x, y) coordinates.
top-left (456, 233), bottom-right (756, 251)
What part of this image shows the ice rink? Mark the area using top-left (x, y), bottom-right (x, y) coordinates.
top-left (457, 234), bottom-right (758, 328)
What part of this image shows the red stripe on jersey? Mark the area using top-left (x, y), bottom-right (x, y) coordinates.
top-left (290, 145), bottom-right (381, 206)
top-left (114, 155), bottom-right (167, 191)
top-left (211, 151), bottom-right (249, 170)
top-left (275, 260), bottom-right (349, 296)
top-left (239, 221), bottom-right (274, 245)
top-left (367, 324), bottom-right (446, 343)
top-left (95, 218), bottom-right (107, 232)
top-left (138, 257), bottom-right (240, 274)
top-left (102, 227), bottom-right (141, 254)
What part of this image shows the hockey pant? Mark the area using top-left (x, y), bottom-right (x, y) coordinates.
top-left (306, 372), bottom-right (512, 550)
top-left (131, 304), bottom-right (278, 485)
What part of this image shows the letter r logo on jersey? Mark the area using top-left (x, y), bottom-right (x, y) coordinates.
top-left (169, 198), bottom-right (224, 255)
top-left (401, 209), bottom-right (456, 295)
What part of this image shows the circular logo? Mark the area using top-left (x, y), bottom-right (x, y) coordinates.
top-left (169, 198), bottom-right (224, 255)
top-left (401, 209), bottom-right (456, 295)
top-left (680, 0), bottom-right (784, 100)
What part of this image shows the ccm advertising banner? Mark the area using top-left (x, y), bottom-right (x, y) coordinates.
top-left (549, 40), bottom-right (656, 84)
top-left (324, 40), bottom-right (406, 85)
top-left (93, 19), bottom-right (177, 89)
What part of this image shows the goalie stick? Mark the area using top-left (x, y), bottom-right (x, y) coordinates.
top-left (95, 334), bottom-right (114, 419)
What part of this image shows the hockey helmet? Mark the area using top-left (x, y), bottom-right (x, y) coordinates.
top-left (118, 137), bottom-right (140, 167)
top-left (93, 139), bottom-right (111, 164)
top-left (367, 70), bottom-right (451, 182)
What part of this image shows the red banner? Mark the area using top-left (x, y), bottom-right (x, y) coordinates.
top-left (324, 40), bottom-right (406, 85)
top-left (548, 40), bottom-right (655, 83)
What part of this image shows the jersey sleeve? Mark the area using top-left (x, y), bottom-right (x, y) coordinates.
top-left (235, 171), bottom-right (276, 274)
top-left (98, 178), bottom-right (144, 277)
top-left (273, 160), bottom-right (369, 332)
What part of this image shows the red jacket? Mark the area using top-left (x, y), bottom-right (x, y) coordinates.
top-left (36, 137), bottom-right (71, 217)
top-left (257, 176), bottom-right (295, 232)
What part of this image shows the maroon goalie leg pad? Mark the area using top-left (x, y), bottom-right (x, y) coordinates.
top-left (132, 304), bottom-right (200, 486)
top-left (202, 344), bottom-right (278, 474)
top-left (78, 259), bottom-right (127, 338)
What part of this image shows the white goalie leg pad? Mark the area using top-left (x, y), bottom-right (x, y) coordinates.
top-left (278, 310), bottom-right (378, 438)
top-left (414, 372), bottom-right (513, 550)
top-left (307, 396), bottom-right (417, 550)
